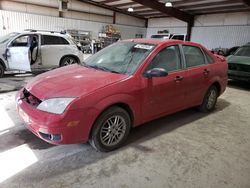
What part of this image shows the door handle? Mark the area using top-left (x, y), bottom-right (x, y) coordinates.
top-left (203, 69), bottom-right (210, 75)
top-left (174, 76), bottom-right (184, 81)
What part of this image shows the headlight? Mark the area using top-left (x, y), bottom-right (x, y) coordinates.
top-left (37, 97), bottom-right (76, 114)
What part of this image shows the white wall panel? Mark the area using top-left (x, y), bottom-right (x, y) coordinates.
top-left (7, 0), bottom-right (59, 8)
top-left (68, 0), bottom-right (113, 16)
top-left (62, 11), bottom-right (113, 23)
top-left (0, 1), bottom-right (59, 16)
top-left (116, 13), bottom-right (145, 27)
top-left (146, 27), bottom-right (187, 38)
top-left (148, 17), bottom-right (187, 27)
top-left (194, 12), bottom-right (250, 26)
top-left (191, 26), bottom-right (250, 49)
top-left (0, 10), bottom-right (146, 39)
top-left (192, 12), bottom-right (250, 49)
top-left (147, 12), bottom-right (250, 49)
top-left (0, 0), bottom-right (145, 28)
top-left (147, 17), bottom-right (187, 38)
top-left (116, 25), bottom-right (146, 39)
top-left (7, 0), bottom-right (113, 15)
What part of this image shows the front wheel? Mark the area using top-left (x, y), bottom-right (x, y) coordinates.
top-left (90, 107), bottom-right (131, 152)
top-left (199, 85), bottom-right (218, 112)
top-left (60, 56), bottom-right (78, 67)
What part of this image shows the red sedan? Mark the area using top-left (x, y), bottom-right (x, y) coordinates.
top-left (16, 39), bottom-right (228, 152)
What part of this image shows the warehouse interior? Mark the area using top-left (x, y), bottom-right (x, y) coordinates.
top-left (0, 0), bottom-right (250, 187)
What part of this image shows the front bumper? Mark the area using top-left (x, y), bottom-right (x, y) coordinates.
top-left (228, 70), bottom-right (250, 82)
top-left (16, 90), bottom-right (89, 145)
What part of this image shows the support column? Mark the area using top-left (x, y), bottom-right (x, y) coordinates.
top-left (186, 19), bottom-right (194, 41)
top-left (113, 11), bottom-right (116, 24)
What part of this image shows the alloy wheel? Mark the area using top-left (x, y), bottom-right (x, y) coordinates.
top-left (207, 89), bottom-right (217, 109)
top-left (100, 115), bottom-right (127, 147)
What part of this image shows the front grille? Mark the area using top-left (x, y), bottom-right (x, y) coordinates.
top-left (228, 63), bottom-right (250, 72)
top-left (22, 88), bottom-right (42, 107)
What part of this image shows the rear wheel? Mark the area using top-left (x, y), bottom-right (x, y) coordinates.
top-left (0, 63), bottom-right (5, 78)
top-left (199, 85), bottom-right (218, 112)
top-left (90, 107), bottom-right (131, 152)
top-left (60, 56), bottom-right (78, 67)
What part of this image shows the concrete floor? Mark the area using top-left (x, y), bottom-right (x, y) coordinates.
top-left (0, 77), bottom-right (250, 188)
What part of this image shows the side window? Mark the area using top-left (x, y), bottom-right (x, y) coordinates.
top-left (183, 45), bottom-right (206, 68)
top-left (41, 35), bottom-right (69, 45)
top-left (203, 50), bottom-right (214, 64)
top-left (147, 45), bottom-right (182, 72)
top-left (11, 35), bottom-right (30, 47)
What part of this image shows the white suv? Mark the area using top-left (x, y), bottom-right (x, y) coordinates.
top-left (0, 30), bottom-right (83, 77)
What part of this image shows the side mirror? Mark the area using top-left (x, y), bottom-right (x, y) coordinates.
top-left (144, 68), bottom-right (168, 78)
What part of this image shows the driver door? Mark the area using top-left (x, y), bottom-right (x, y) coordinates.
top-left (7, 35), bottom-right (31, 71)
top-left (142, 45), bottom-right (188, 120)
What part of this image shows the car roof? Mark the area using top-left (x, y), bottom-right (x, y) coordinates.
top-left (20, 30), bottom-right (70, 38)
top-left (123, 38), bottom-right (202, 47)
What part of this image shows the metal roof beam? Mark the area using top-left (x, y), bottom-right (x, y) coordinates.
top-left (79, 0), bottom-right (146, 20)
top-left (131, 0), bottom-right (194, 23)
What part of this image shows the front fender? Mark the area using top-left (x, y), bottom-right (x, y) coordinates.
top-left (82, 93), bottom-right (141, 140)
top-left (94, 93), bottom-right (141, 125)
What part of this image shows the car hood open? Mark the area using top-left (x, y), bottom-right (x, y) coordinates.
top-left (227, 55), bottom-right (250, 65)
top-left (25, 64), bottom-right (129, 100)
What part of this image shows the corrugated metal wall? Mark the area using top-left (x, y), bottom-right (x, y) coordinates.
top-left (147, 12), bottom-right (250, 49)
top-left (0, 0), bottom-right (146, 39)
top-left (146, 17), bottom-right (187, 38)
top-left (147, 27), bottom-right (187, 38)
top-left (116, 13), bottom-right (145, 27)
top-left (0, 10), bottom-right (146, 39)
top-left (191, 13), bottom-right (250, 49)
top-left (191, 26), bottom-right (250, 49)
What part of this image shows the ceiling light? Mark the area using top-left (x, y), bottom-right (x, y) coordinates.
top-left (165, 2), bottom-right (172, 7)
top-left (128, 7), bottom-right (134, 12)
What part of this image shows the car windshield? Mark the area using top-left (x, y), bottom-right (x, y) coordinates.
top-left (234, 46), bottom-right (250, 57)
top-left (0, 32), bottom-right (19, 44)
top-left (83, 42), bottom-right (155, 75)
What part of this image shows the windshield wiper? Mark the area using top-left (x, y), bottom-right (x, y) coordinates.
top-left (85, 64), bottom-right (120, 74)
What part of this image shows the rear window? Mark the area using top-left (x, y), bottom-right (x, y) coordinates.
top-left (41, 35), bottom-right (69, 45)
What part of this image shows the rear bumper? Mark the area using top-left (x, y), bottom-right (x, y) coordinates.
top-left (16, 90), bottom-right (89, 145)
top-left (228, 70), bottom-right (250, 82)
top-left (220, 77), bottom-right (228, 95)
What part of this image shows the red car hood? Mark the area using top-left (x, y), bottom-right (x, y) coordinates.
top-left (26, 64), bottom-right (128, 99)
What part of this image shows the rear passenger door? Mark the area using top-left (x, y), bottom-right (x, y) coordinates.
top-left (40, 35), bottom-right (70, 68)
top-left (181, 45), bottom-right (212, 106)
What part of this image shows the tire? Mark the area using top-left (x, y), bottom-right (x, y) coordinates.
top-left (90, 106), bottom-right (131, 152)
top-left (198, 85), bottom-right (218, 112)
top-left (0, 63), bottom-right (5, 78)
top-left (60, 56), bottom-right (78, 67)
